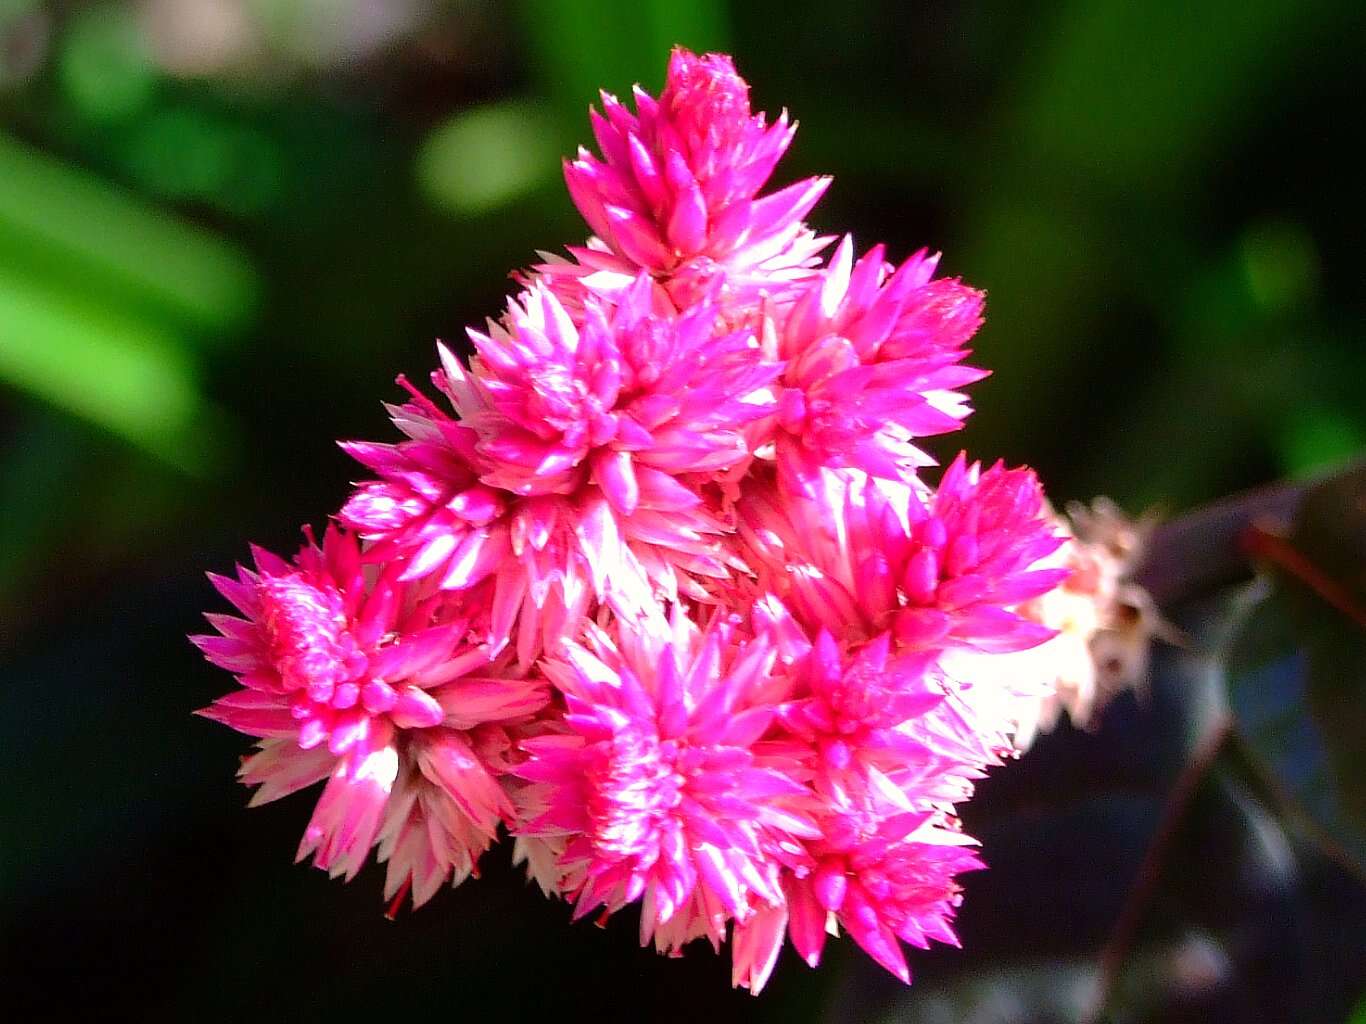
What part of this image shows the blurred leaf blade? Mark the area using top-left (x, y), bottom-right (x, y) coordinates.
top-left (0, 264), bottom-right (225, 472)
top-left (0, 134), bottom-right (258, 332)
top-left (1282, 464), bottom-right (1366, 838)
top-left (1225, 462), bottom-right (1366, 870)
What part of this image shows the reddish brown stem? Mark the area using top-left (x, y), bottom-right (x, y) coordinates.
top-left (1082, 714), bottom-right (1233, 1024)
top-left (1240, 524), bottom-right (1366, 630)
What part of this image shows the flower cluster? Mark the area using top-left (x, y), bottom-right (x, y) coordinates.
top-left (194, 48), bottom-right (1068, 992)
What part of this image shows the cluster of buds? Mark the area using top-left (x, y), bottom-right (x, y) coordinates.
top-left (194, 49), bottom-right (1078, 992)
top-left (948, 498), bottom-right (1169, 750)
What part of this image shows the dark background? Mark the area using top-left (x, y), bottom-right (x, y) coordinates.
top-left (2, 2), bottom-right (1364, 1021)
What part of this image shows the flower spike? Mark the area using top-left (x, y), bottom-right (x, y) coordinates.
top-left (193, 46), bottom-right (1071, 995)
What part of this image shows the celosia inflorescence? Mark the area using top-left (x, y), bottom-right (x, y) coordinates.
top-left (194, 48), bottom-right (1071, 993)
top-left (548, 48), bottom-right (830, 313)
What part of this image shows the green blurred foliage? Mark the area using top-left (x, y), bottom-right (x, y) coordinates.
top-left (417, 98), bottom-right (558, 215)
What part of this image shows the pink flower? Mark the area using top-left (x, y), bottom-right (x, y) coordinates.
top-left (339, 393), bottom-right (594, 661)
top-left (193, 44), bottom-right (1077, 992)
top-left (340, 276), bottom-right (782, 655)
top-left (377, 723), bottom-right (525, 911)
top-left (774, 631), bottom-right (970, 806)
top-left (338, 281), bottom-right (781, 660)
top-left (550, 48), bottom-right (831, 310)
top-left (193, 526), bottom-right (547, 898)
top-left (728, 624), bottom-right (993, 991)
top-left (462, 276), bottom-right (778, 507)
top-left (739, 459), bottom-right (1067, 654)
top-left (730, 900), bottom-right (791, 992)
top-left (194, 527), bottom-right (465, 759)
top-left (736, 461), bottom-right (1069, 759)
top-left (514, 608), bottom-right (818, 950)
top-left (893, 455), bottom-right (1069, 653)
top-left (779, 809), bottom-right (982, 984)
top-left (768, 237), bottom-right (988, 492)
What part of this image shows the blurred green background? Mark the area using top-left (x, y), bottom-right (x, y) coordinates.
top-left (2, 2), bottom-right (1363, 1021)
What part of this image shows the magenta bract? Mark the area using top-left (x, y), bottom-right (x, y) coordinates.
top-left (194, 47), bottom-right (1069, 993)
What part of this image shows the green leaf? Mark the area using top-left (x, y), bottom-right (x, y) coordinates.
top-left (0, 264), bottom-right (229, 473)
top-left (0, 134), bottom-right (258, 333)
top-left (1282, 465), bottom-right (1366, 835)
top-left (1225, 462), bottom-right (1366, 871)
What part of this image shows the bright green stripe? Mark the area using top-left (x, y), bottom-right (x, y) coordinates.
top-left (0, 266), bottom-right (217, 472)
top-left (0, 134), bottom-right (258, 332)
